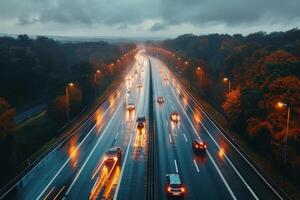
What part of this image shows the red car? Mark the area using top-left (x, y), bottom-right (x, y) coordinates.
top-left (157, 96), bottom-right (164, 104)
top-left (192, 139), bottom-right (207, 154)
top-left (104, 147), bottom-right (122, 164)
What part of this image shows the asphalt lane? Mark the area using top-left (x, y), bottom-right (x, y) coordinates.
top-left (1, 53), bottom-right (285, 200)
top-left (1, 53), bottom-right (148, 200)
top-left (149, 55), bottom-right (283, 200)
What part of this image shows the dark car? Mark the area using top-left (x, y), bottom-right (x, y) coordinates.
top-left (136, 116), bottom-right (146, 131)
top-left (170, 112), bottom-right (180, 123)
top-left (192, 139), bottom-right (207, 154)
top-left (157, 96), bottom-right (165, 104)
top-left (104, 147), bottom-right (122, 164)
top-left (165, 174), bottom-right (185, 198)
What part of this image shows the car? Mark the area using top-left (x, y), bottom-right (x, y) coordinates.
top-left (126, 103), bottom-right (135, 111)
top-left (157, 96), bottom-right (164, 104)
top-left (178, 92), bottom-right (184, 99)
top-left (165, 174), bottom-right (185, 198)
top-left (170, 112), bottom-right (180, 123)
top-left (104, 147), bottom-right (122, 164)
top-left (192, 139), bottom-right (207, 154)
top-left (136, 116), bottom-right (146, 131)
top-left (137, 82), bottom-right (143, 88)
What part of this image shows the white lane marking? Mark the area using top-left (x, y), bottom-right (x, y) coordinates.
top-left (43, 186), bottom-right (55, 200)
top-left (169, 134), bottom-right (173, 144)
top-left (91, 177), bottom-right (99, 194)
top-left (53, 186), bottom-right (65, 200)
top-left (91, 160), bottom-right (105, 180)
top-left (65, 102), bottom-right (122, 195)
top-left (115, 131), bottom-right (119, 140)
top-left (174, 160), bottom-right (179, 173)
top-left (183, 133), bottom-right (188, 143)
top-left (193, 160), bottom-right (200, 173)
top-left (179, 91), bottom-right (260, 200)
top-left (166, 119), bottom-right (168, 127)
top-left (170, 87), bottom-right (237, 200)
top-left (207, 152), bottom-right (237, 200)
top-left (182, 88), bottom-right (280, 200)
top-left (35, 90), bottom-right (126, 200)
top-left (113, 133), bottom-right (133, 200)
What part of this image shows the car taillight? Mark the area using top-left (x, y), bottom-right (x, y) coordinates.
top-left (113, 157), bottom-right (118, 161)
top-left (181, 187), bottom-right (185, 192)
top-left (167, 186), bottom-right (171, 192)
top-left (103, 156), bottom-right (107, 161)
top-left (195, 144), bottom-right (199, 148)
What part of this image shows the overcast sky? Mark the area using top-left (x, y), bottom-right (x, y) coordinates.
top-left (0, 0), bottom-right (299, 38)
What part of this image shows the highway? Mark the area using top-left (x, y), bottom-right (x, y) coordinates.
top-left (0, 52), bottom-right (285, 200)
top-left (150, 55), bottom-right (284, 200)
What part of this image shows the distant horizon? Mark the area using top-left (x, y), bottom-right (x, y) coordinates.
top-left (1, 27), bottom-right (299, 42)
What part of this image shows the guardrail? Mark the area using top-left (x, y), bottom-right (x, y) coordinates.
top-left (0, 77), bottom-right (125, 199)
top-left (145, 59), bottom-right (155, 200)
top-left (166, 58), bottom-right (291, 200)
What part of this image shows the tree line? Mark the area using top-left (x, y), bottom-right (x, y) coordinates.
top-left (0, 34), bottom-right (136, 186)
top-left (147, 28), bottom-right (300, 187)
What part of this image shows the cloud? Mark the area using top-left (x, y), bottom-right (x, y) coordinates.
top-left (0, 0), bottom-right (299, 36)
top-left (150, 22), bottom-right (167, 31)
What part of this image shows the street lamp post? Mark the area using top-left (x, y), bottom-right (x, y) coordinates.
top-left (94, 70), bottom-right (100, 97)
top-left (197, 67), bottom-right (203, 81)
top-left (65, 82), bottom-right (74, 121)
top-left (277, 102), bottom-right (291, 165)
top-left (223, 77), bottom-right (231, 93)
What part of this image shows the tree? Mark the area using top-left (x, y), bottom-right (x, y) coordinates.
top-left (0, 98), bottom-right (16, 139)
top-left (0, 98), bottom-right (16, 174)
top-left (222, 88), bottom-right (241, 127)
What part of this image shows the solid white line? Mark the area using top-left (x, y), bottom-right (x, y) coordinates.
top-left (182, 93), bottom-right (260, 200)
top-left (35, 92), bottom-right (125, 200)
top-left (169, 134), bottom-right (173, 144)
top-left (53, 186), bottom-right (65, 200)
top-left (91, 160), bottom-right (105, 180)
top-left (43, 186), bottom-right (55, 200)
top-left (91, 177), bottom-right (99, 194)
top-left (193, 160), bottom-right (200, 173)
top-left (65, 102), bottom-right (122, 195)
top-left (170, 79), bottom-right (259, 200)
top-left (115, 131), bottom-right (119, 140)
top-left (166, 119), bottom-right (168, 127)
top-left (183, 87), bottom-right (281, 200)
top-left (183, 133), bottom-right (188, 143)
top-left (207, 152), bottom-right (237, 200)
top-left (170, 87), bottom-right (238, 200)
top-left (174, 160), bottom-right (179, 173)
top-left (113, 133), bottom-right (133, 200)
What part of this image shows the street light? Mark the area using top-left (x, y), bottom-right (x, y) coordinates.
top-left (196, 67), bottom-right (203, 81)
top-left (66, 82), bottom-right (74, 121)
top-left (276, 101), bottom-right (291, 166)
top-left (94, 70), bottom-right (101, 97)
top-left (223, 77), bottom-right (231, 93)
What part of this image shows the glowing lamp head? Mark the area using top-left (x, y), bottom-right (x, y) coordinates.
top-left (277, 102), bottom-right (287, 108)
